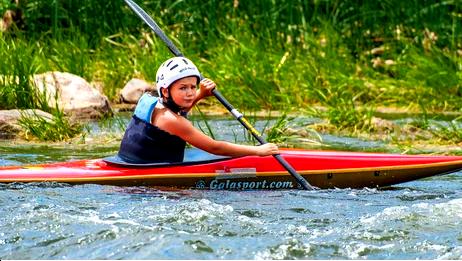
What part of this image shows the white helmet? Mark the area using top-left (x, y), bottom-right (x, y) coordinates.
top-left (155, 57), bottom-right (201, 97)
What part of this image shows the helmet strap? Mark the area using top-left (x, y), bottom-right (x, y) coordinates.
top-left (162, 88), bottom-right (185, 114)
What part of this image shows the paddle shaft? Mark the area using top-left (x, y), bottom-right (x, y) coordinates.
top-left (212, 89), bottom-right (314, 190)
top-left (124, 0), bottom-right (314, 190)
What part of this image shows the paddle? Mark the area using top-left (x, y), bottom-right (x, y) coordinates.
top-left (124, 0), bottom-right (315, 190)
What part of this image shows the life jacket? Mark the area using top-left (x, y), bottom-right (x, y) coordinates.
top-left (118, 93), bottom-right (186, 163)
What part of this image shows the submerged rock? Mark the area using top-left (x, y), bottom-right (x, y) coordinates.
top-left (33, 71), bottom-right (112, 119)
top-left (370, 116), bottom-right (396, 132)
top-left (0, 109), bottom-right (52, 139)
top-left (119, 78), bottom-right (156, 104)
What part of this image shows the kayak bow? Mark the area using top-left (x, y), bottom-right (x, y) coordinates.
top-left (1, 148), bottom-right (462, 190)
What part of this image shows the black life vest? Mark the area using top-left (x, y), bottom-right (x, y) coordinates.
top-left (117, 93), bottom-right (186, 163)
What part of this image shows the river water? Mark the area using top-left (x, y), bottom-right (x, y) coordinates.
top-left (1, 115), bottom-right (462, 259)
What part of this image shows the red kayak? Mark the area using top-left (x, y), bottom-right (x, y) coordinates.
top-left (1, 149), bottom-right (462, 190)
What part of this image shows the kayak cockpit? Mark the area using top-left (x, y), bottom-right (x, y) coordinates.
top-left (103, 148), bottom-right (230, 168)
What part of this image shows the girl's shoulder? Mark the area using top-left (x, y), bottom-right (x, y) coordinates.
top-left (152, 106), bottom-right (186, 125)
top-left (153, 108), bottom-right (193, 137)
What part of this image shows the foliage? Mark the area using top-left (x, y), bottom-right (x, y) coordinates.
top-left (409, 110), bottom-right (462, 145)
top-left (20, 0), bottom-right (134, 42)
top-left (310, 80), bottom-right (376, 132)
top-left (8, 0), bottom-right (460, 49)
top-left (264, 115), bottom-right (292, 144)
top-left (266, 114), bottom-right (322, 145)
top-left (193, 106), bottom-right (216, 140)
top-left (18, 109), bottom-right (83, 142)
top-left (0, 0), bottom-right (15, 14)
top-left (2, 0), bottom-right (461, 108)
top-left (1, 0), bottom-right (462, 142)
top-left (0, 36), bottom-right (48, 111)
top-left (431, 119), bottom-right (462, 144)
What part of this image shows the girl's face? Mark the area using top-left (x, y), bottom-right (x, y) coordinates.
top-left (163, 76), bottom-right (197, 108)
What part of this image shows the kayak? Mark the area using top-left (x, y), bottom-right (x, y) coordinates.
top-left (1, 148), bottom-right (462, 190)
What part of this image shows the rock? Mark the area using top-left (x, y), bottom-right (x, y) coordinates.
top-left (370, 46), bottom-right (385, 55)
top-left (120, 78), bottom-right (156, 104)
top-left (371, 57), bottom-right (383, 68)
top-left (90, 80), bottom-right (105, 94)
top-left (370, 116), bottom-right (395, 132)
top-left (0, 109), bottom-right (52, 139)
top-left (384, 59), bottom-right (396, 66)
top-left (33, 71), bottom-right (112, 119)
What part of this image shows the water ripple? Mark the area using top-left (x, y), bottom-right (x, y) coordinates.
top-left (1, 182), bottom-right (462, 259)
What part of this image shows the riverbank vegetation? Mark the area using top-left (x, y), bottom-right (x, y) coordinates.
top-left (1, 0), bottom-right (461, 146)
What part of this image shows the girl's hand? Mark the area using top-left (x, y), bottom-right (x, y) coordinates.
top-left (198, 78), bottom-right (216, 98)
top-left (255, 143), bottom-right (279, 156)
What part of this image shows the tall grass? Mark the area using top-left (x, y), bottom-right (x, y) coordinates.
top-left (8, 0), bottom-right (460, 50)
top-left (45, 32), bottom-right (95, 81)
top-left (0, 0), bottom-right (461, 134)
top-left (0, 36), bottom-right (48, 110)
top-left (21, 0), bottom-right (134, 43)
top-left (18, 107), bottom-right (83, 141)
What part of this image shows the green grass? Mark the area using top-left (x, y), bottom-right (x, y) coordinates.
top-left (265, 114), bottom-right (320, 145)
top-left (18, 108), bottom-right (83, 142)
top-left (0, 36), bottom-right (48, 110)
top-left (1, 0), bottom-right (461, 141)
top-left (45, 32), bottom-right (95, 81)
top-left (431, 119), bottom-right (462, 144)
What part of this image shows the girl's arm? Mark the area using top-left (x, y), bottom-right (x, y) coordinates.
top-left (159, 114), bottom-right (279, 157)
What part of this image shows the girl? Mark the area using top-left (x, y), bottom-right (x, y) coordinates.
top-left (118, 56), bottom-right (278, 163)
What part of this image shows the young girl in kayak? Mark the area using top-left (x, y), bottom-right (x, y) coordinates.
top-left (118, 56), bottom-right (279, 163)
